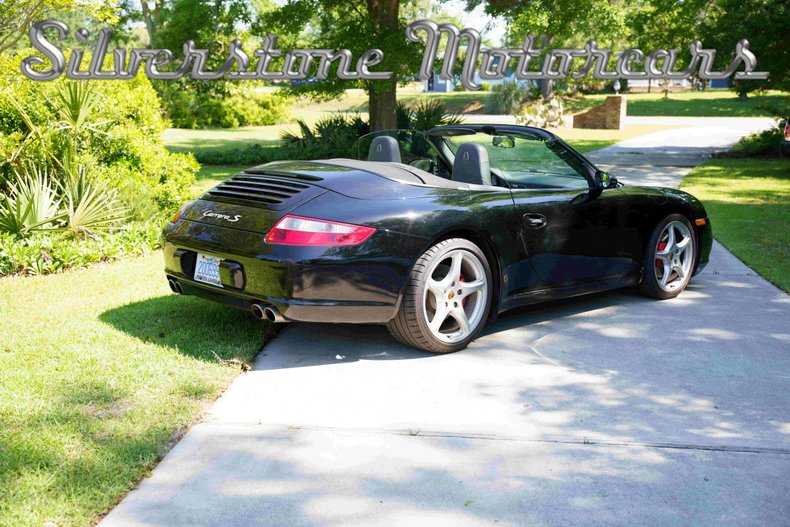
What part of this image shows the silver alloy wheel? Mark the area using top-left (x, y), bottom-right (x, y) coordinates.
top-left (654, 220), bottom-right (694, 292)
top-left (422, 249), bottom-right (489, 344)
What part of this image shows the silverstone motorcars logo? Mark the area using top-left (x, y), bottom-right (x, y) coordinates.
top-left (21, 19), bottom-right (769, 89)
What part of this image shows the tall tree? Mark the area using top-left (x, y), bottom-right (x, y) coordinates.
top-left (699, 0), bottom-right (789, 98)
top-left (626, 0), bottom-right (788, 99)
top-left (259, 0), bottom-right (424, 131)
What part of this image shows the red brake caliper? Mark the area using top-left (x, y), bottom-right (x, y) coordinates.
top-left (459, 275), bottom-right (468, 306)
top-left (656, 240), bottom-right (667, 272)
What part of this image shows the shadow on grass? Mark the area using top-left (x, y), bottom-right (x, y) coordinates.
top-left (100, 294), bottom-right (274, 364)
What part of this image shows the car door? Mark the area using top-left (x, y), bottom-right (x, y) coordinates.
top-left (505, 139), bottom-right (640, 288)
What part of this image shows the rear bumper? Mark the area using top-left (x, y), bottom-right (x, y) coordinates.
top-left (162, 219), bottom-right (425, 324)
top-left (166, 276), bottom-right (400, 323)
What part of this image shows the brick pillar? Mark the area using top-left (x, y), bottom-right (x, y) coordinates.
top-left (572, 96), bottom-right (627, 130)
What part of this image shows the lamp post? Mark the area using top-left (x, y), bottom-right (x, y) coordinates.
top-left (614, 79), bottom-right (621, 96)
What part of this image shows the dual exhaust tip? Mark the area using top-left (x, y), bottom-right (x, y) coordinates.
top-left (251, 303), bottom-right (287, 323)
top-left (167, 277), bottom-right (183, 295)
top-left (167, 277), bottom-right (286, 324)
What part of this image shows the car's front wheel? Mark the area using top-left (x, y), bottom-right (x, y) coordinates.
top-left (639, 214), bottom-right (696, 300)
top-left (388, 238), bottom-right (492, 353)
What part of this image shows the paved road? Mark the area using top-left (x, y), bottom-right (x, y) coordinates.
top-left (101, 120), bottom-right (789, 526)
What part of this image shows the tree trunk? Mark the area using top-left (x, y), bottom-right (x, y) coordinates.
top-left (366, 0), bottom-right (400, 131)
top-left (540, 79), bottom-right (554, 100)
top-left (140, 0), bottom-right (162, 47)
top-left (647, 79), bottom-right (652, 93)
top-left (539, 33), bottom-right (555, 100)
top-left (369, 77), bottom-right (398, 131)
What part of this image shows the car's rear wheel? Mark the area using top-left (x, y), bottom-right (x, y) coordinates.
top-left (638, 214), bottom-right (696, 300)
top-left (388, 238), bottom-right (492, 353)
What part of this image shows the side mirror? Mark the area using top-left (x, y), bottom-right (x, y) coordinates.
top-left (595, 170), bottom-right (618, 189)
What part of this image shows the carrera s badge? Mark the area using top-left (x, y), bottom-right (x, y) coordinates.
top-left (201, 210), bottom-right (241, 222)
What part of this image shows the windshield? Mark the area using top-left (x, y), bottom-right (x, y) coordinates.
top-left (439, 130), bottom-right (591, 190)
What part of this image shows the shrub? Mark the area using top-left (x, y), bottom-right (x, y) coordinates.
top-left (279, 100), bottom-right (462, 161)
top-left (516, 98), bottom-right (567, 128)
top-left (192, 144), bottom-right (291, 165)
top-left (0, 50), bottom-right (198, 219)
top-left (564, 73), bottom-right (607, 95)
top-left (281, 114), bottom-right (369, 159)
top-left (488, 81), bottom-right (529, 114)
top-left (158, 81), bottom-right (291, 129)
top-left (731, 100), bottom-right (788, 157)
top-left (731, 121), bottom-right (785, 156)
top-left (0, 220), bottom-right (164, 276)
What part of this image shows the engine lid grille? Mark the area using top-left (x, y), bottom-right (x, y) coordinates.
top-left (205, 172), bottom-right (321, 209)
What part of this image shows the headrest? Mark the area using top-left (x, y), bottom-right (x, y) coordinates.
top-left (368, 136), bottom-right (402, 163)
top-left (452, 143), bottom-right (492, 186)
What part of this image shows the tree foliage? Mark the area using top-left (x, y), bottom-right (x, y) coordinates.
top-left (698, 0), bottom-right (789, 97)
top-left (258, 0), bottom-right (426, 130)
top-left (468, 0), bottom-right (627, 98)
top-left (0, 0), bottom-right (118, 54)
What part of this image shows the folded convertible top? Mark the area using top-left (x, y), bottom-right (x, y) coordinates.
top-left (318, 159), bottom-right (473, 189)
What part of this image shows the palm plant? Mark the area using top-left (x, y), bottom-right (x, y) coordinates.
top-left (281, 114), bottom-right (370, 159)
top-left (59, 163), bottom-right (128, 239)
top-left (52, 83), bottom-right (112, 175)
top-left (280, 119), bottom-right (316, 148)
top-left (409, 100), bottom-right (463, 131)
top-left (396, 100), bottom-right (463, 131)
top-left (0, 165), bottom-right (63, 236)
top-left (396, 102), bottom-right (415, 129)
top-left (52, 83), bottom-right (111, 137)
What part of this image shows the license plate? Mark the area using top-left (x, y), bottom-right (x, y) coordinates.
top-left (194, 253), bottom-right (223, 288)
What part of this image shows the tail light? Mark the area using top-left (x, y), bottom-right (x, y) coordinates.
top-left (265, 215), bottom-right (376, 246)
top-left (171, 202), bottom-right (193, 223)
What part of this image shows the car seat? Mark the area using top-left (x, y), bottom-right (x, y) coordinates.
top-left (452, 143), bottom-right (492, 186)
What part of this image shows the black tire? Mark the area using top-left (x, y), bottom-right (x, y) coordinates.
top-left (638, 214), bottom-right (696, 300)
top-left (387, 238), bottom-right (493, 353)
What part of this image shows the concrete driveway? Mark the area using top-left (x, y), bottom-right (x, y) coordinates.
top-left (101, 119), bottom-right (789, 526)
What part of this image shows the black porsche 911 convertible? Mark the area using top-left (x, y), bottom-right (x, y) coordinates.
top-left (163, 124), bottom-right (712, 353)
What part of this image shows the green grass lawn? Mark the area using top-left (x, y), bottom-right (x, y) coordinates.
top-left (0, 254), bottom-right (274, 526)
top-left (680, 157), bottom-right (790, 292)
top-left (566, 89), bottom-right (788, 117)
top-left (162, 127), bottom-right (283, 157)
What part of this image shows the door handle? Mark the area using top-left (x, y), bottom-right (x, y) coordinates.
top-left (523, 213), bottom-right (547, 229)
